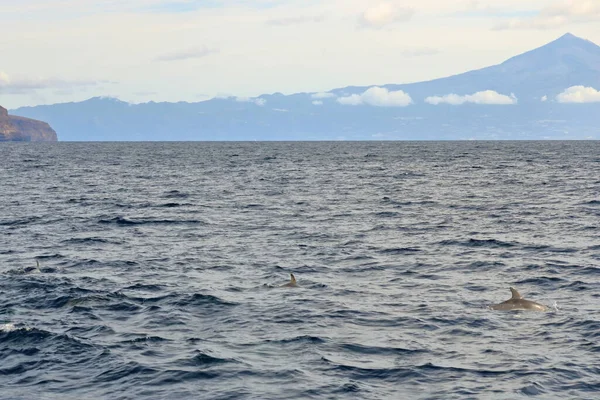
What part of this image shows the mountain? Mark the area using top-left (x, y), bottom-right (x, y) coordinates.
top-left (11, 33), bottom-right (600, 141)
top-left (0, 105), bottom-right (57, 142)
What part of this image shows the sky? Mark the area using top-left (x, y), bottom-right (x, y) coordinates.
top-left (0, 0), bottom-right (599, 109)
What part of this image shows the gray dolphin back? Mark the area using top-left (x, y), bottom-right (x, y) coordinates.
top-left (490, 287), bottom-right (548, 312)
top-left (281, 273), bottom-right (297, 288)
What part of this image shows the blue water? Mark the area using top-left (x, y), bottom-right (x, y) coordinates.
top-left (1, 141), bottom-right (599, 399)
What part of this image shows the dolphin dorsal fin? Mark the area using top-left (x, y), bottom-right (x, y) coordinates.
top-left (290, 273), bottom-right (296, 284)
top-left (509, 287), bottom-right (522, 299)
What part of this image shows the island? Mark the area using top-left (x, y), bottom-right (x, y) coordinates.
top-left (0, 105), bottom-right (58, 142)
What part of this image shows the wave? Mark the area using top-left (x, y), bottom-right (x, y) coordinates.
top-left (185, 350), bottom-right (239, 366)
top-left (461, 261), bottom-right (506, 271)
top-left (374, 211), bottom-right (400, 217)
top-left (378, 247), bottom-right (421, 255)
top-left (322, 357), bottom-right (543, 383)
top-left (98, 216), bottom-right (207, 226)
top-left (515, 276), bottom-right (566, 286)
top-left (321, 357), bottom-right (423, 381)
top-left (61, 237), bottom-right (121, 245)
top-left (163, 190), bottom-right (190, 199)
top-left (157, 202), bottom-right (191, 208)
top-left (123, 335), bottom-right (169, 344)
top-left (581, 200), bottom-right (600, 205)
top-left (123, 283), bottom-right (166, 292)
top-left (174, 293), bottom-right (238, 308)
top-left (92, 361), bottom-right (159, 384)
top-left (264, 335), bottom-right (326, 345)
top-left (0, 216), bottom-right (41, 226)
top-left (339, 343), bottom-right (426, 356)
top-left (0, 327), bottom-right (100, 358)
top-left (438, 238), bottom-right (517, 248)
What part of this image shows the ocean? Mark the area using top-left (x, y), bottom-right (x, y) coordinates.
top-left (1, 141), bottom-right (599, 399)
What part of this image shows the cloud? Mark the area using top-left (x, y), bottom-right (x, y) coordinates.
top-left (134, 90), bottom-right (159, 96)
top-left (556, 85), bottom-right (600, 103)
top-left (493, 15), bottom-right (568, 30)
top-left (0, 71), bottom-right (10, 86)
top-left (401, 48), bottom-right (440, 57)
top-left (337, 94), bottom-right (363, 106)
top-left (456, 0), bottom-right (539, 18)
top-left (312, 100), bottom-right (323, 105)
top-left (142, 0), bottom-right (208, 13)
top-left (0, 70), bottom-right (101, 94)
top-left (541, 95), bottom-right (548, 102)
top-left (359, 2), bottom-right (414, 28)
top-left (494, 0), bottom-right (600, 30)
top-left (425, 90), bottom-right (517, 105)
top-left (458, 0), bottom-right (504, 15)
top-left (266, 15), bottom-right (325, 26)
top-left (337, 86), bottom-right (412, 107)
top-left (311, 92), bottom-right (336, 99)
top-left (0, 0), bottom-right (283, 15)
top-left (235, 96), bottom-right (266, 106)
top-left (544, 0), bottom-right (600, 18)
top-left (156, 47), bottom-right (218, 62)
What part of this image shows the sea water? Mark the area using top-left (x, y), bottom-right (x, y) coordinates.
top-left (1, 141), bottom-right (599, 399)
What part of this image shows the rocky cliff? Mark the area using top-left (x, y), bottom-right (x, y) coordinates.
top-left (0, 105), bottom-right (58, 142)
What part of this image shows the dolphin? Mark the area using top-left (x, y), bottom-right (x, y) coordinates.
top-left (22, 260), bottom-right (41, 274)
top-left (490, 287), bottom-right (548, 312)
top-left (281, 273), bottom-right (297, 288)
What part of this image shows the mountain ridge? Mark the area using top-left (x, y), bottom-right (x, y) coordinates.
top-left (11, 33), bottom-right (600, 141)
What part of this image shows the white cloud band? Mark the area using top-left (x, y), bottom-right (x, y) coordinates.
top-left (337, 86), bottom-right (412, 107)
top-left (556, 85), bottom-right (600, 103)
top-left (311, 92), bottom-right (336, 99)
top-left (360, 2), bottom-right (414, 28)
top-left (425, 90), bottom-right (517, 105)
top-left (0, 70), bottom-right (101, 94)
top-left (494, 0), bottom-right (600, 30)
top-left (235, 96), bottom-right (266, 106)
top-left (156, 47), bottom-right (218, 62)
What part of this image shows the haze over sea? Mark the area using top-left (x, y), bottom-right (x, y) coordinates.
top-left (1, 141), bottom-right (599, 400)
